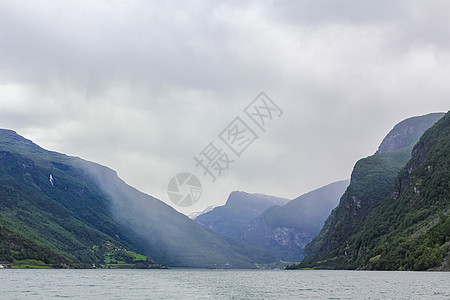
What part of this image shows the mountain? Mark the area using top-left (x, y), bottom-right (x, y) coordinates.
top-left (195, 181), bottom-right (348, 262)
top-left (0, 129), bottom-right (274, 268)
top-left (195, 191), bottom-right (289, 240)
top-left (376, 113), bottom-right (445, 154)
top-left (294, 112), bottom-right (446, 270)
top-left (349, 111), bottom-right (450, 270)
top-left (240, 179), bottom-right (349, 262)
top-left (188, 205), bottom-right (216, 220)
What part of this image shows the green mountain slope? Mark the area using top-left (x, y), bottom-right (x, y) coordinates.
top-left (351, 110), bottom-right (450, 270)
top-left (0, 130), bottom-right (274, 268)
top-left (0, 143), bottom-right (146, 267)
top-left (195, 191), bottom-right (289, 240)
top-left (295, 112), bottom-right (445, 269)
top-left (240, 180), bottom-right (349, 262)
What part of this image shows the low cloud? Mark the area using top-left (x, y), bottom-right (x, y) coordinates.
top-left (0, 0), bottom-right (449, 214)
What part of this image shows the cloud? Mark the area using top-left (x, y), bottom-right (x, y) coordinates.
top-left (265, 0), bottom-right (409, 26)
top-left (0, 0), bottom-right (449, 214)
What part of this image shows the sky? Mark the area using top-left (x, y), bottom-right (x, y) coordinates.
top-left (0, 0), bottom-right (449, 215)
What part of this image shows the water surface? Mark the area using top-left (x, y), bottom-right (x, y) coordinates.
top-left (1, 269), bottom-right (449, 299)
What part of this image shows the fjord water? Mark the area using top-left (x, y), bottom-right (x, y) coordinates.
top-left (1, 269), bottom-right (449, 299)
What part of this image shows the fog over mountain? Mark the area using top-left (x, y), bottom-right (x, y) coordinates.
top-left (0, 129), bottom-right (274, 268)
top-left (1, 1), bottom-right (450, 214)
top-left (195, 191), bottom-right (289, 240)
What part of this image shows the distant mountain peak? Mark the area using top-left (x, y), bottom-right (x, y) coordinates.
top-left (194, 191), bottom-right (290, 240)
top-left (226, 191), bottom-right (289, 207)
top-left (376, 112), bottom-right (444, 154)
top-left (188, 205), bottom-right (217, 220)
top-left (252, 193), bottom-right (290, 202)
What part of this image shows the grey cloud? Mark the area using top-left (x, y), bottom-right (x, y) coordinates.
top-left (264, 0), bottom-right (409, 26)
top-left (0, 1), bottom-right (275, 91)
top-left (0, 0), bottom-right (449, 214)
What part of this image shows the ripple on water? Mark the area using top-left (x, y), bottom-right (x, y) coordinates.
top-left (0, 269), bottom-right (449, 299)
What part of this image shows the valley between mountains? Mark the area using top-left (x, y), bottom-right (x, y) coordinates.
top-left (1, 111), bottom-right (449, 270)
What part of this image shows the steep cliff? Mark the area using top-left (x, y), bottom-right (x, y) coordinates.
top-left (296, 112), bottom-right (445, 269)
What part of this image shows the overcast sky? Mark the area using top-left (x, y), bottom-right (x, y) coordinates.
top-left (1, 0), bottom-right (449, 214)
